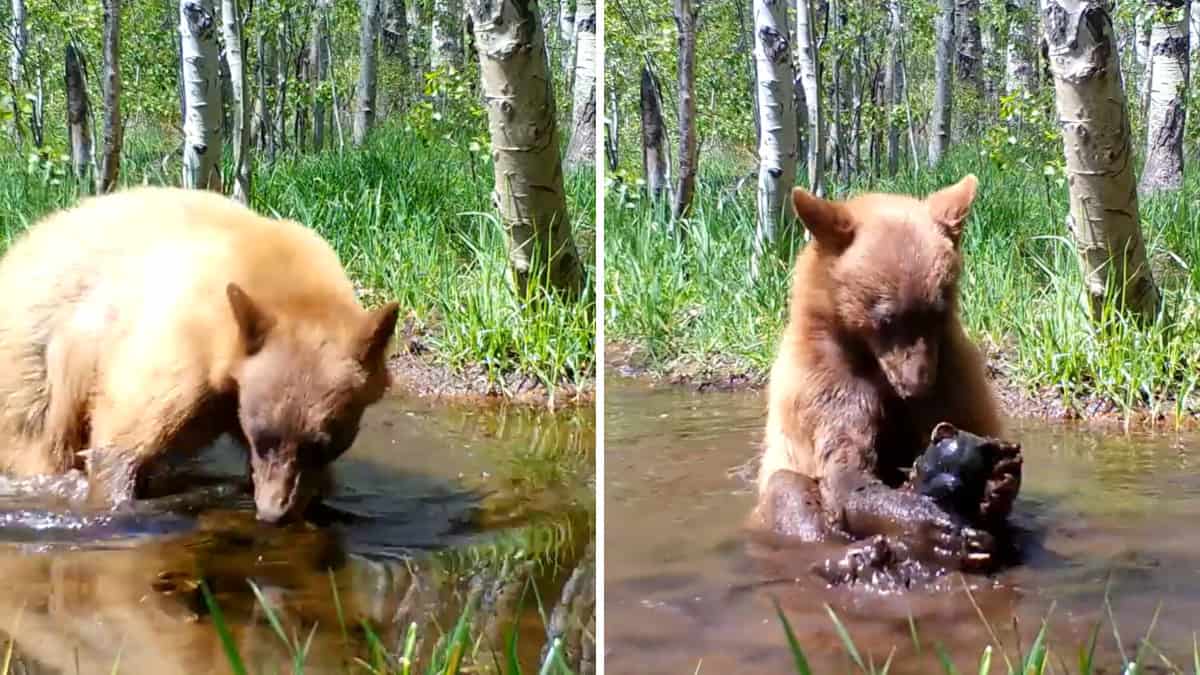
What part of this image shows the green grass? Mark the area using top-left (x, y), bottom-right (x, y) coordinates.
top-left (770, 581), bottom-right (1192, 674)
top-left (605, 152), bottom-right (1200, 421)
top-left (0, 121), bottom-right (596, 399)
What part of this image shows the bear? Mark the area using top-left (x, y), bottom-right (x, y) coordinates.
top-left (0, 186), bottom-right (400, 524)
top-left (752, 175), bottom-right (1020, 573)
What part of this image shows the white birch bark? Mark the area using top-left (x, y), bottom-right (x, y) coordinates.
top-left (180, 0), bottom-right (224, 191)
top-left (1005, 0), bottom-right (1037, 96)
top-left (310, 1), bottom-right (330, 151)
top-left (559, 0), bottom-right (575, 75)
top-left (98, 0), bottom-right (122, 193)
top-left (564, 0), bottom-right (594, 168)
top-left (885, 0), bottom-right (903, 174)
top-left (672, 0), bottom-right (699, 221)
top-left (9, 0), bottom-right (25, 87)
top-left (751, 0), bottom-right (797, 266)
top-left (1140, 0), bottom-right (1189, 193)
top-left (1044, 0), bottom-right (1161, 319)
top-left (431, 0), bottom-right (464, 70)
top-left (467, 0), bottom-right (584, 297)
top-left (354, 0), bottom-right (383, 145)
top-left (65, 43), bottom-right (92, 185)
top-left (221, 0), bottom-right (250, 202)
top-left (795, 0), bottom-right (823, 196)
top-left (930, 0), bottom-right (955, 166)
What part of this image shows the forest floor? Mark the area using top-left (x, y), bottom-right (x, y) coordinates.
top-left (605, 152), bottom-right (1200, 431)
top-left (0, 122), bottom-right (596, 409)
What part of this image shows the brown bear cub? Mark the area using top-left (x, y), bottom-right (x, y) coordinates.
top-left (0, 187), bottom-right (400, 524)
top-left (753, 175), bottom-right (1021, 573)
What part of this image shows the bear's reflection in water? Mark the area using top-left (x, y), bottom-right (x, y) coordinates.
top-left (0, 397), bottom-right (595, 675)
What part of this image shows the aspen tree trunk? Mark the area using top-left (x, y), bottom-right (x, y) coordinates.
top-left (311, 1), bottom-right (330, 151)
top-left (1139, 0), bottom-right (1189, 193)
top-left (431, 0), bottom-right (464, 70)
top-left (1137, 10), bottom-right (1152, 109)
top-left (180, 0), bottom-right (224, 191)
top-left (467, 0), bottom-right (584, 298)
top-left (884, 0), bottom-right (902, 175)
top-left (221, 0), bottom-right (250, 202)
top-left (65, 44), bottom-right (92, 186)
top-left (795, 0), bottom-right (823, 195)
top-left (1005, 0), bottom-right (1037, 95)
top-left (98, 0), bottom-right (122, 193)
top-left (354, 0), bottom-right (382, 145)
top-left (382, 0), bottom-right (411, 113)
top-left (407, 0), bottom-right (426, 73)
top-left (1044, 0), bottom-right (1160, 319)
top-left (751, 0), bottom-right (797, 270)
top-left (640, 66), bottom-right (669, 202)
top-left (956, 0), bottom-right (984, 95)
top-left (605, 88), bottom-right (619, 170)
top-left (564, 0), bottom-right (595, 168)
top-left (8, 0), bottom-right (26, 140)
top-left (559, 0), bottom-right (575, 74)
top-left (255, 31), bottom-right (271, 154)
top-left (273, 22), bottom-right (288, 157)
top-left (930, 0), bottom-right (954, 166)
top-left (672, 0), bottom-right (699, 221)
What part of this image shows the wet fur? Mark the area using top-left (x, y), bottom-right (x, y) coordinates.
top-left (754, 176), bottom-right (1003, 570)
top-left (0, 187), bottom-right (398, 519)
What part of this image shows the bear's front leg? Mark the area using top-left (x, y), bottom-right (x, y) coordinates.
top-left (81, 445), bottom-right (142, 509)
top-left (755, 469), bottom-right (847, 542)
top-left (824, 468), bottom-right (996, 573)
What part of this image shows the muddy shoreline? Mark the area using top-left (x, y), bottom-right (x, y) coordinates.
top-left (605, 342), bottom-right (1200, 432)
top-left (386, 331), bottom-right (595, 409)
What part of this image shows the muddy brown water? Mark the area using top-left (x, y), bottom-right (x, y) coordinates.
top-left (606, 378), bottom-right (1200, 675)
top-left (0, 395), bottom-right (594, 674)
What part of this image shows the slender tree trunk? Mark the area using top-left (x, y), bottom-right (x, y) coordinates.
top-left (640, 66), bottom-right (669, 202)
top-left (98, 0), bottom-right (123, 193)
top-left (254, 31), bottom-right (271, 155)
top-left (795, 0), bottom-right (823, 195)
top-left (467, 0), bottom-right (584, 298)
top-left (407, 0), bottom-right (426, 74)
top-left (564, 0), bottom-right (595, 169)
top-left (671, 0), bottom-right (699, 221)
top-left (1137, 9), bottom-right (1153, 111)
top-left (221, 0), bottom-right (251, 202)
top-left (431, 0), bottom-right (464, 70)
top-left (1140, 0), bottom-right (1189, 193)
top-left (930, 0), bottom-right (955, 166)
top-left (310, 1), bottom-right (330, 151)
top-left (884, 0), bottom-right (902, 175)
top-left (751, 0), bottom-right (798, 271)
top-left (559, 0), bottom-right (575, 75)
top-left (180, 0), bottom-right (224, 191)
top-left (354, 0), bottom-right (383, 145)
top-left (1044, 0), bottom-right (1160, 319)
top-left (8, 0), bottom-right (27, 140)
top-left (382, 0), bottom-right (411, 114)
top-left (273, 21), bottom-right (289, 157)
top-left (65, 43), bottom-right (93, 187)
top-left (956, 0), bottom-right (984, 96)
top-left (1005, 0), bottom-right (1037, 96)
top-left (605, 87), bottom-right (619, 171)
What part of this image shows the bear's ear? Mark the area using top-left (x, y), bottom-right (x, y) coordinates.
top-left (791, 187), bottom-right (853, 249)
top-left (356, 302), bottom-right (401, 364)
top-left (227, 283), bottom-right (276, 356)
top-left (927, 174), bottom-right (978, 245)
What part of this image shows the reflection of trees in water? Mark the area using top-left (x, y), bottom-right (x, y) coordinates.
top-left (0, 505), bottom-right (594, 674)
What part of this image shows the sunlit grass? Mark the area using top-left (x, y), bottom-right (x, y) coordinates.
top-left (605, 152), bottom-right (1200, 420)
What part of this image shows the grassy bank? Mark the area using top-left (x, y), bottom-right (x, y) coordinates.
top-left (605, 153), bottom-right (1200, 423)
top-left (0, 123), bottom-right (596, 403)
